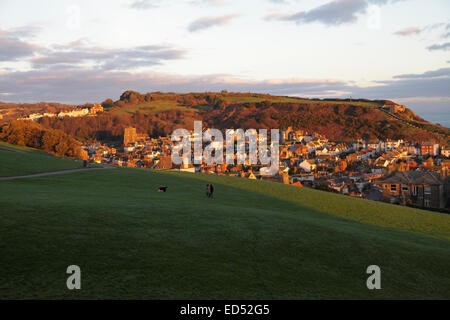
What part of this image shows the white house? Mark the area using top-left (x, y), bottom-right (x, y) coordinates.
top-left (299, 159), bottom-right (316, 172)
top-left (441, 147), bottom-right (450, 157)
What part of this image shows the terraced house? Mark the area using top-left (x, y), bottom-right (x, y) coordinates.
top-left (380, 171), bottom-right (448, 209)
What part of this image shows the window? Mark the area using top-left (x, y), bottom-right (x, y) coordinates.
top-left (424, 186), bottom-right (431, 195)
top-left (412, 186), bottom-right (418, 196)
top-left (402, 185), bottom-right (408, 192)
top-left (390, 184), bottom-right (397, 192)
top-left (424, 199), bottom-right (431, 207)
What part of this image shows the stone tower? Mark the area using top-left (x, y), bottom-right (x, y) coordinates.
top-left (123, 127), bottom-right (137, 146)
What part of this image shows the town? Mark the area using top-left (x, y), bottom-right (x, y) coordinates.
top-left (80, 125), bottom-right (450, 212)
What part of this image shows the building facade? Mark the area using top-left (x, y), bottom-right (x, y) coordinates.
top-left (380, 171), bottom-right (446, 209)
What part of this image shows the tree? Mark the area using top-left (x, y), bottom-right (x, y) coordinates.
top-left (101, 99), bottom-right (115, 109)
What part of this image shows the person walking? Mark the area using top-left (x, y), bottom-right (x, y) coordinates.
top-left (209, 183), bottom-right (214, 198)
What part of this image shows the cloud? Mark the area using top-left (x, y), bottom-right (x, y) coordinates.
top-left (1, 66), bottom-right (448, 106)
top-left (190, 0), bottom-right (227, 5)
top-left (422, 22), bottom-right (445, 32)
top-left (393, 27), bottom-right (421, 36)
top-left (268, 0), bottom-right (298, 3)
top-left (129, 0), bottom-right (162, 10)
top-left (393, 68), bottom-right (450, 79)
top-left (350, 67), bottom-right (450, 99)
top-left (393, 23), bottom-right (450, 38)
top-left (265, 0), bottom-right (368, 26)
top-left (427, 42), bottom-right (450, 51)
top-left (5, 25), bottom-right (41, 39)
top-left (265, 0), bottom-right (406, 26)
top-left (188, 14), bottom-right (240, 32)
top-left (0, 67), bottom-right (352, 103)
top-left (29, 42), bottom-right (185, 70)
top-left (0, 28), bottom-right (40, 61)
top-left (0, 26), bottom-right (185, 71)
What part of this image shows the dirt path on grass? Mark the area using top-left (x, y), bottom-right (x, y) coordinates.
top-left (0, 166), bottom-right (116, 181)
top-left (0, 146), bottom-right (28, 153)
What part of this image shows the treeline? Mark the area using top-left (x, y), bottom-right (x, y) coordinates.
top-left (204, 101), bottom-right (441, 142)
top-left (34, 99), bottom-right (448, 145)
top-left (39, 110), bottom-right (201, 142)
top-left (101, 90), bottom-right (229, 110)
top-left (0, 120), bottom-right (85, 159)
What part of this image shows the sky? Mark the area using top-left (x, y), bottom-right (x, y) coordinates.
top-left (0, 0), bottom-right (449, 122)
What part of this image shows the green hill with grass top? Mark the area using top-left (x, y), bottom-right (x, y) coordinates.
top-left (0, 147), bottom-right (449, 299)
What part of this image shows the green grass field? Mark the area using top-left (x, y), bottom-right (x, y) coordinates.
top-left (223, 96), bottom-right (308, 104)
top-left (112, 95), bottom-right (383, 116)
top-left (223, 96), bottom-right (382, 107)
top-left (115, 101), bottom-right (194, 115)
top-left (0, 142), bottom-right (84, 177)
top-left (0, 149), bottom-right (449, 299)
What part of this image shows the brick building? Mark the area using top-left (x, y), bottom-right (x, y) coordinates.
top-left (380, 171), bottom-right (447, 209)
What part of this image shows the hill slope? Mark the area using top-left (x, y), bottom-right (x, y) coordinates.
top-left (3, 92), bottom-right (448, 144)
top-left (0, 149), bottom-right (449, 299)
top-left (30, 91), bottom-right (448, 144)
top-left (0, 141), bottom-right (84, 177)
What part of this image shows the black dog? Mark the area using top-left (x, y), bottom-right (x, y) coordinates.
top-left (158, 186), bottom-right (168, 192)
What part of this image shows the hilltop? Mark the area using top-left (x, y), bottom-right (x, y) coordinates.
top-left (0, 145), bottom-right (449, 299)
top-left (3, 91), bottom-right (445, 145)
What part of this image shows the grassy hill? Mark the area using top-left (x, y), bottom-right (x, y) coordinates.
top-left (6, 91), bottom-right (447, 144)
top-left (97, 91), bottom-right (448, 144)
top-left (0, 148), bottom-right (449, 299)
top-left (0, 142), bottom-right (84, 177)
top-left (113, 101), bottom-right (195, 115)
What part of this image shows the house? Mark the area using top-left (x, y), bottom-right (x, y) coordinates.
top-left (124, 145), bottom-right (136, 153)
top-left (382, 104), bottom-right (405, 113)
top-left (329, 143), bottom-right (347, 155)
top-left (407, 143), bottom-right (420, 156)
top-left (380, 171), bottom-right (447, 209)
top-left (306, 140), bottom-right (321, 153)
top-left (382, 139), bottom-right (403, 152)
top-left (89, 104), bottom-right (103, 115)
top-left (441, 160), bottom-right (450, 169)
top-left (315, 147), bottom-right (329, 156)
top-left (352, 140), bottom-right (365, 151)
top-left (299, 159), bottom-right (316, 173)
top-left (58, 108), bottom-right (89, 118)
top-left (441, 146), bottom-right (450, 157)
top-left (327, 178), bottom-right (345, 193)
top-left (288, 144), bottom-right (308, 157)
top-left (282, 127), bottom-right (305, 142)
top-left (152, 156), bottom-right (173, 170)
top-left (421, 157), bottom-right (434, 168)
top-left (421, 142), bottom-right (439, 156)
top-left (367, 141), bottom-right (381, 151)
